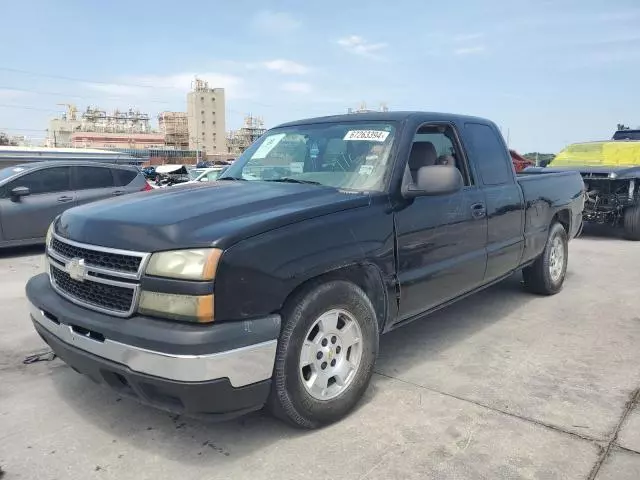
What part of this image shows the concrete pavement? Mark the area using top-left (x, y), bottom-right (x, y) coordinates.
top-left (1, 232), bottom-right (639, 479)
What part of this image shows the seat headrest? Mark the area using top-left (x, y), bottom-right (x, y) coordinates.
top-left (409, 142), bottom-right (437, 171)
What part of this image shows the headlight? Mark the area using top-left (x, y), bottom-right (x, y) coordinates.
top-left (145, 248), bottom-right (222, 281)
top-left (45, 222), bottom-right (54, 248)
top-left (138, 291), bottom-right (214, 323)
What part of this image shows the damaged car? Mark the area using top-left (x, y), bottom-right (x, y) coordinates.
top-left (525, 139), bottom-right (640, 240)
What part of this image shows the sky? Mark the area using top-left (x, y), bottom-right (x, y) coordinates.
top-left (1, 0), bottom-right (639, 153)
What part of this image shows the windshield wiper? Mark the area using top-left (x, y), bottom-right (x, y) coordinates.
top-left (217, 176), bottom-right (247, 181)
top-left (264, 178), bottom-right (322, 185)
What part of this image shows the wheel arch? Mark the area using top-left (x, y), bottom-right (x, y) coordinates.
top-left (280, 263), bottom-right (389, 333)
top-left (552, 208), bottom-right (571, 235)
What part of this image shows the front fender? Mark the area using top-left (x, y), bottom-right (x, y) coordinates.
top-left (214, 202), bottom-right (395, 322)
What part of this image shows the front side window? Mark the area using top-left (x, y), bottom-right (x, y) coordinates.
top-left (6, 167), bottom-right (71, 195)
top-left (76, 166), bottom-right (114, 190)
top-left (221, 122), bottom-right (397, 192)
top-left (408, 124), bottom-right (472, 186)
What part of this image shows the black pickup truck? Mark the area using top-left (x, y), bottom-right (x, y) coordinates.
top-left (26, 112), bottom-right (584, 428)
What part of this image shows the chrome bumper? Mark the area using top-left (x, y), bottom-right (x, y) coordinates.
top-left (29, 301), bottom-right (277, 387)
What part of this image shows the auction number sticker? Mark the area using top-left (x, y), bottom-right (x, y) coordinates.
top-left (343, 130), bottom-right (390, 142)
top-left (252, 133), bottom-right (286, 159)
top-left (359, 164), bottom-right (375, 175)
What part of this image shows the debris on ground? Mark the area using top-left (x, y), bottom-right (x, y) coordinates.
top-left (23, 350), bottom-right (57, 365)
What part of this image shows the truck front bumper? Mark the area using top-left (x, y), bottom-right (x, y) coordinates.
top-left (26, 273), bottom-right (281, 419)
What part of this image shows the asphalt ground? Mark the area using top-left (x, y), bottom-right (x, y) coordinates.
top-left (1, 228), bottom-right (639, 479)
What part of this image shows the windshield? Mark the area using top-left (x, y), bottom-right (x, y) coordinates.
top-left (188, 169), bottom-right (205, 180)
top-left (196, 169), bottom-right (223, 182)
top-left (613, 130), bottom-right (640, 141)
top-left (221, 121), bottom-right (397, 192)
top-left (552, 141), bottom-right (640, 167)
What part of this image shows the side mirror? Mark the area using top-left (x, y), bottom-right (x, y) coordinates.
top-left (402, 165), bottom-right (463, 198)
top-left (199, 177), bottom-right (209, 182)
top-left (10, 186), bottom-right (30, 200)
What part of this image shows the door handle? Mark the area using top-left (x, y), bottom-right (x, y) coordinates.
top-left (57, 196), bottom-right (74, 203)
top-left (112, 190), bottom-right (125, 196)
top-left (471, 203), bottom-right (486, 219)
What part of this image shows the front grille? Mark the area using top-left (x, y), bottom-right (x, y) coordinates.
top-left (47, 234), bottom-right (149, 316)
top-left (50, 264), bottom-right (135, 313)
top-left (50, 237), bottom-right (141, 273)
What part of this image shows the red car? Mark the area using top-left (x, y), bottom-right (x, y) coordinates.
top-left (510, 149), bottom-right (534, 173)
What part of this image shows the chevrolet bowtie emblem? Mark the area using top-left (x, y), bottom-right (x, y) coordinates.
top-left (66, 258), bottom-right (87, 282)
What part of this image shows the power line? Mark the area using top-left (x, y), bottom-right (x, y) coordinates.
top-left (0, 85), bottom-right (174, 105)
top-left (0, 103), bottom-right (60, 113)
top-left (0, 127), bottom-right (46, 132)
top-left (0, 102), bottom-right (250, 121)
top-left (0, 67), bottom-right (337, 114)
top-left (0, 67), bottom-right (177, 90)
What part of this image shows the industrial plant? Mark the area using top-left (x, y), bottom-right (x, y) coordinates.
top-left (35, 80), bottom-right (392, 166)
top-left (42, 78), bottom-right (268, 165)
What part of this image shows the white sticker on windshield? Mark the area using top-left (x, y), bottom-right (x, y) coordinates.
top-left (359, 164), bottom-right (374, 175)
top-left (290, 161), bottom-right (304, 173)
top-left (252, 133), bottom-right (286, 159)
top-left (343, 130), bottom-right (390, 142)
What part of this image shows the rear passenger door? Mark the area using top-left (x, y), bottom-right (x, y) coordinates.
top-left (463, 123), bottom-right (525, 281)
top-left (0, 166), bottom-right (74, 241)
top-left (72, 165), bottom-right (118, 206)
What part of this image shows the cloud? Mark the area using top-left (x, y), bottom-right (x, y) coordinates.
top-left (575, 32), bottom-right (640, 47)
top-left (261, 59), bottom-right (309, 75)
top-left (82, 83), bottom-right (142, 96)
top-left (454, 46), bottom-right (486, 55)
top-left (252, 11), bottom-right (301, 35)
top-left (83, 72), bottom-right (247, 99)
top-left (337, 35), bottom-right (387, 58)
top-left (453, 33), bottom-right (485, 42)
top-left (0, 88), bottom-right (27, 101)
top-left (281, 82), bottom-right (313, 94)
top-left (567, 49), bottom-right (640, 69)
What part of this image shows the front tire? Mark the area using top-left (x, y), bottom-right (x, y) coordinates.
top-left (267, 280), bottom-right (379, 429)
top-left (623, 205), bottom-right (640, 240)
top-left (522, 222), bottom-right (568, 295)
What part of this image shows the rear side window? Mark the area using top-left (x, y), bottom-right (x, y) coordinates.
top-left (75, 166), bottom-right (114, 189)
top-left (6, 167), bottom-right (71, 195)
top-left (465, 123), bottom-right (512, 186)
top-left (112, 168), bottom-right (138, 187)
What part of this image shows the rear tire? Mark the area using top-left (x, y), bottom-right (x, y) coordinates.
top-left (267, 280), bottom-right (379, 429)
top-left (522, 222), bottom-right (568, 295)
top-left (623, 205), bottom-right (640, 241)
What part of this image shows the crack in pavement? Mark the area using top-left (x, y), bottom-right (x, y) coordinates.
top-left (614, 445), bottom-right (640, 456)
top-left (373, 372), bottom-right (640, 479)
top-left (373, 371), bottom-right (604, 444)
top-left (587, 388), bottom-right (640, 480)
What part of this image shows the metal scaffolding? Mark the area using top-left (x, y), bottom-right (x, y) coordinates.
top-left (227, 115), bottom-right (266, 154)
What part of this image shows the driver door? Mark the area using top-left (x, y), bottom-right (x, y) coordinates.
top-left (393, 124), bottom-right (488, 323)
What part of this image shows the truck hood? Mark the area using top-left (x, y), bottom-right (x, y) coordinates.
top-left (56, 181), bottom-right (371, 251)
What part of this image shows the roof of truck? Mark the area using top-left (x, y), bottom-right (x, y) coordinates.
top-left (275, 111), bottom-right (490, 128)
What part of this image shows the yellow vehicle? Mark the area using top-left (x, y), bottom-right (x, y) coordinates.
top-left (533, 136), bottom-right (640, 240)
